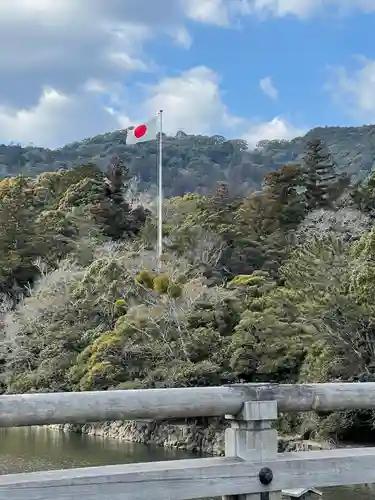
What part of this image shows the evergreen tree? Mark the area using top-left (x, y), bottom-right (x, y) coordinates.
top-left (211, 181), bottom-right (230, 209)
top-left (92, 156), bottom-right (148, 240)
top-left (263, 163), bottom-right (306, 230)
top-left (301, 138), bottom-right (344, 210)
top-left (200, 181), bottom-right (240, 234)
top-left (104, 156), bottom-right (131, 204)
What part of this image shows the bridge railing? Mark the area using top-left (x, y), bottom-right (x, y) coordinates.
top-left (1, 382), bottom-right (375, 499)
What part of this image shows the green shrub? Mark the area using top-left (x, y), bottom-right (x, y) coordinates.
top-left (114, 299), bottom-right (128, 316)
top-left (153, 274), bottom-right (170, 293)
top-left (168, 283), bottom-right (182, 298)
top-left (135, 270), bottom-right (154, 288)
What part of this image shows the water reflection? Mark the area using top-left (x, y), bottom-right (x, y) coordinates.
top-left (324, 485), bottom-right (375, 499)
top-left (0, 426), bottom-right (193, 474)
top-left (0, 427), bottom-right (373, 499)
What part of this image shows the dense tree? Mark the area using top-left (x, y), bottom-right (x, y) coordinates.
top-left (301, 138), bottom-right (347, 210)
top-left (3, 131), bottom-right (375, 442)
top-left (262, 163), bottom-right (306, 230)
top-left (91, 156), bottom-right (150, 240)
top-left (351, 169), bottom-right (375, 216)
top-left (1, 123), bottom-right (375, 196)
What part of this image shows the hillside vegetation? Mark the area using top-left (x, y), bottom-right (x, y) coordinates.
top-left (2, 133), bottom-right (375, 441)
top-left (2, 124), bottom-right (375, 196)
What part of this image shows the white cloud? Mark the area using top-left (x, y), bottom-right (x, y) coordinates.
top-left (138, 66), bottom-right (242, 135)
top-left (107, 53), bottom-right (151, 72)
top-left (182, 0), bottom-right (375, 22)
top-left (0, 88), bottom-right (115, 147)
top-left (259, 76), bottom-right (278, 99)
top-left (0, 1), bottom-right (194, 145)
top-left (328, 57), bottom-right (375, 120)
top-left (182, 0), bottom-right (231, 26)
top-left (169, 26), bottom-right (192, 48)
top-left (0, 2), bottom-right (186, 105)
top-left (0, 1), bottom-right (310, 148)
top-left (0, 66), bottom-right (243, 147)
top-left (247, 0), bottom-right (375, 18)
top-left (242, 117), bottom-right (305, 147)
top-left (0, 64), bottom-right (305, 149)
top-left (124, 69), bottom-right (302, 146)
top-left (249, 0), bottom-right (320, 18)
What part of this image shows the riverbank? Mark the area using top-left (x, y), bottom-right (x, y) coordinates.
top-left (51, 419), bottom-right (330, 455)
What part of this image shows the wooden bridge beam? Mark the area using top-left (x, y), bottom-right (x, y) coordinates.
top-left (0, 382), bottom-right (375, 427)
top-left (1, 448), bottom-right (375, 499)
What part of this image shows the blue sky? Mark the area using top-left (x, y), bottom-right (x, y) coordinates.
top-left (145, 7), bottom-right (375, 132)
top-left (1, 1), bottom-right (375, 148)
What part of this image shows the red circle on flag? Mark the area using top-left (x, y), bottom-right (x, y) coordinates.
top-left (134, 124), bottom-right (147, 138)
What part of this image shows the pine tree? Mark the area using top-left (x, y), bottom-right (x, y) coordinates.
top-left (104, 156), bottom-right (131, 205)
top-left (92, 156), bottom-right (148, 240)
top-left (196, 182), bottom-right (241, 280)
top-left (211, 181), bottom-right (230, 210)
top-left (301, 138), bottom-right (342, 210)
top-left (202, 182), bottom-right (236, 231)
top-left (263, 163), bottom-right (306, 230)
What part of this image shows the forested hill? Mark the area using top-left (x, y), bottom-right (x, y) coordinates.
top-left (1, 123), bottom-right (375, 196)
top-left (2, 134), bottom-right (375, 440)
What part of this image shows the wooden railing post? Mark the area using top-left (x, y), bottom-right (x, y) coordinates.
top-left (223, 400), bottom-right (281, 500)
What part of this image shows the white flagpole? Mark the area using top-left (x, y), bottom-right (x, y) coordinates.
top-left (157, 109), bottom-right (163, 270)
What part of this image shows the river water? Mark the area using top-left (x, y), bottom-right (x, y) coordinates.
top-left (0, 426), bottom-right (373, 499)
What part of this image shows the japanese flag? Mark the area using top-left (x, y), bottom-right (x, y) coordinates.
top-left (127, 117), bottom-right (158, 144)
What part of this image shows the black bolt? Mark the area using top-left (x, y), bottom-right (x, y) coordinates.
top-left (259, 467), bottom-right (273, 485)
